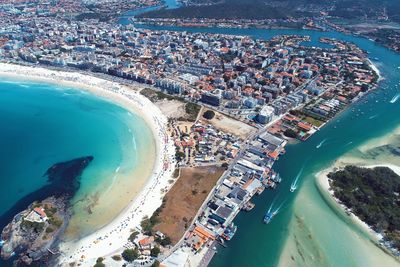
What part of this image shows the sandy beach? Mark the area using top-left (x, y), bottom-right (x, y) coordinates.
top-left (315, 163), bottom-right (400, 245)
top-left (0, 63), bottom-right (177, 266)
top-left (367, 58), bottom-right (383, 81)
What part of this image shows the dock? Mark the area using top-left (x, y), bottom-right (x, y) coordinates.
top-left (242, 201), bottom-right (255, 211)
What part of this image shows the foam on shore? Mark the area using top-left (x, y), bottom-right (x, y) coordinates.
top-left (0, 63), bottom-right (177, 266)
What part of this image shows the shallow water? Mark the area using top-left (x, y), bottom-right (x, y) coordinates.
top-left (0, 78), bottom-right (156, 243)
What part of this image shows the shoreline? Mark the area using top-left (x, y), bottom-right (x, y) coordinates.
top-left (0, 62), bottom-right (177, 266)
top-left (315, 163), bottom-right (400, 257)
top-left (366, 58), bottom-right (384, 82)
top-left (315, 167), bottom-right (381, 243)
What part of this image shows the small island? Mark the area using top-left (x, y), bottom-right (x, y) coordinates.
top-left (327, 165), bottom-right (400, 256)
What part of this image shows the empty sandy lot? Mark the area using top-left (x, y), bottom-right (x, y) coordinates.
top-left (153, 166), bottom-right (225, 244)
top-left (201, 109), bottom-right (256, 139)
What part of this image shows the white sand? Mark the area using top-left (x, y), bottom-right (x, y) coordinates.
top-left (315, 163), bottom-right (400, 244)
top-left (367, 58), bottom-right (383, 81)
top-left (0, 63), bottom-right (177, 266)
top-left (315, 168), bottom-right (381, 242)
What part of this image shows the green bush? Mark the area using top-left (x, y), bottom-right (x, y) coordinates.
top-left (49, 216), bottom-right (63, 227)
top-left (111, 255), bottom-right (122, 261)
top-left (160, 236), bottom-right (172, 246)
top-left (21, 220), bottom-right (45, 232)
top-left (185, 103), bottom-right (201, 121)
top-left (203, 110), bottom-right (216, 120)
top-left (45, 227), bottom-right (54, 233)
top-left (128, 231), bottom-right (139, 242)
top-left (122, 248), bottom-right (139, 262)
top-left (284, 128), bottom-right (297, 138)
top-left (150, 246), bottom-right (160, 257)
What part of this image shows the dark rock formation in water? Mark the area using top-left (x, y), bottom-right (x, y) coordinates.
top-left (0, 156), bottom-right (93, 266)
top-left (43, 156), bottom-right (93, 197)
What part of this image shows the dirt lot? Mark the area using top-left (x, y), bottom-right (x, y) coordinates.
top-left (153, 166), bottom-right (225, 244)
top-left (201, 109), bottom-right (256, 139)
top-left (156, 100), bottom-right (187, 119)
top-left (140, 89), bottom-right (201, 121)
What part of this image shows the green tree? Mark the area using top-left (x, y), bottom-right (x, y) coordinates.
top-left (203, 110), bottom-right (216, 120)
top-left (128, 230), bottom-right (139, 243)
top-left (160, 236), bottom-right (172, 246)
top-left (150, 246), bottom-right (161, 257)
top-left (93, 257), bottom-right (105, 267)
top-left (111, 255), bottom-right (122, 261)
top-left (175, 151), bottom-right (186, 161)
top-left (122, 248), bottom-right (139, 262)
top-left (284, 128), bottom-right (297, 138)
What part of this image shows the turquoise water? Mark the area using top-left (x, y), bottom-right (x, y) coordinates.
top-left (0, 78), bottom-right (155, 240)
top-left (129, 22), bottom-right (400, 266)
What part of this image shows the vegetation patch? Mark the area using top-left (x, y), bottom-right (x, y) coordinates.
top-left (122, 248), bottom-right (139, 262)
top-left (140, 88), bottom-right (200, 121)
top-left (111, 255), bottom-right (122, 261)
top-left (203, 110), bottom-right (216, 120)
top-left (93, 257), bottom-right (105, 267)
top-left (184, 102), bottom-right (201, 122)
top-left (138, 0), bottom-right (310, 20)
top-left (140, 88), bottom-right (184, 102)
top-left (328, 165), bottom-right (400, 249)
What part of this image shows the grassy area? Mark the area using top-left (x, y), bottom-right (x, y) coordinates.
top-left (302, 116), bottom-right (325, 127)
top-left (152, 166), bottom-right (225, 244)
top-left (184, 102), bottom-right (201, 122)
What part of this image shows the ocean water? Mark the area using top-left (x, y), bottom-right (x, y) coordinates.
top-left (128, 22), bottom-right (400, 266)
top-left (0, 78), bottom-right (156, 242)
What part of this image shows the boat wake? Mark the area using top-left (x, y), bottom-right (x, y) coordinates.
top-left (316, 139), bottom-right (328, 149)
top-left (290, 165), bottom-right (304, 192)
top-left (344, 141), bottom-right (353, 147)
top-left (264, 200), bottom-right (285, 223)
top-left (390, 93), bottom-right (400, 104)
top-left (368, 114), bottom-right (379, 120)
top-left (273, 201), bottom-right (285, 215)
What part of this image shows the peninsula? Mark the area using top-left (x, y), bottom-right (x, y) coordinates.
top-left (318, 165), bottom-right (400, 259)
top-left (135, 0), bottom-right (400, 53)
